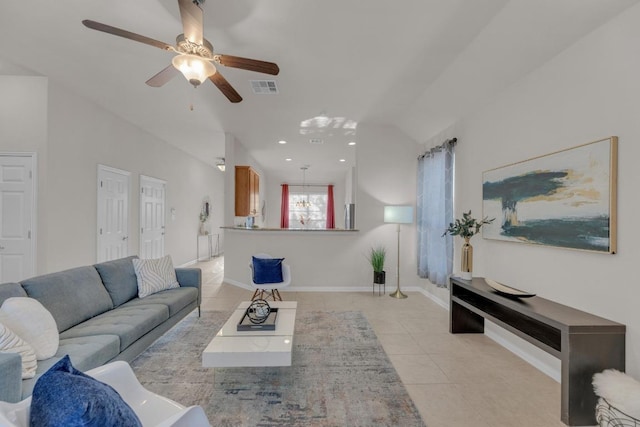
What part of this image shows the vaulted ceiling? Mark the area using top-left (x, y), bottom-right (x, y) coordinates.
top-left (0, 0), bottom-right (636, 183)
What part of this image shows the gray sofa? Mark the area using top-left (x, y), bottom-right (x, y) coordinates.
top-left (0, 256), bottom-right (201, 403)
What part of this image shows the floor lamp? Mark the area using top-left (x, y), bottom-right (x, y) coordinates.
top-left (384, 205), bottom-right (414, 299)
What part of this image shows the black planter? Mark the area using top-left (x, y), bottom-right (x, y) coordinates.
top-left (373, 271), bottom-right (386, 284)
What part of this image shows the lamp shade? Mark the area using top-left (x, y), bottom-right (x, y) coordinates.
top-left (384, 205), bottom-right (413, 224)
top-left (172, 54), bottom-right (216, 87)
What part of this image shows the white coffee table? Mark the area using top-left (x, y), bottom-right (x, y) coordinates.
top-left (202, 301), bottom-right (297, 368)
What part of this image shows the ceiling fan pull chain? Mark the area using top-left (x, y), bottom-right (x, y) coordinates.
top-left (190, 87), bottom-right (195, 111)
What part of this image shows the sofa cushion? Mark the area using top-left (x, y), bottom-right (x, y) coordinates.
top-left (30, 355), bottom-right (142, 427)
top-left (0, 297), bottom-right (59, 360)
top-left (0, 282), bottom-right (27, 307)
top-left (59, 304), bottom-right (169, 352)
top-left (0, 352), bottom-right (22, 403)
top-left (21, 266), bottom-right (114, 333)
top-left (120, 287), bottom-right (198, 317)
top-left (94, 256), bottom-right (140, 307)
top-left (133, 255), bottom-right (180, 298)
top-left (57, 335), bottom-right (120, 371)
top-left (21, 335), bottom-right (121, 400)
top-left (0, 320), bottom-right (37, 379)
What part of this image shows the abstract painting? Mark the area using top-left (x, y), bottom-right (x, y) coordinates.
top-left (482, 137), bottom-right (617, 253)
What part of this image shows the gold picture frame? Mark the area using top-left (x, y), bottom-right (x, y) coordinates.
top-left (482, 137), bottom-right (618, 254)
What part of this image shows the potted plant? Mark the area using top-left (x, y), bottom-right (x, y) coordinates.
top-left (368, 246), bottom-right (386, 285)
top-left (443, 210), bottom-right (494, 280)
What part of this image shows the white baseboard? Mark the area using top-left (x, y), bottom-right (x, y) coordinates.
top-left (484, 322), bottom-right (561, 382)
top-left (223, 278), bottom-right (426, 294)
top-left (179, 256), bottom-right (224, 268)
top-left (223, 277), bottom-right (560, 382)
top-left (416, 287), bottom-right (450, 310)
top-left (224, 278), bottom-right (253, 291)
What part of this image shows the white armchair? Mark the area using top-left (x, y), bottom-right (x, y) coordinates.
top-left (249, 253), bottom-right (291, 301)
top-left (0, 361), bottom-right (211, 427)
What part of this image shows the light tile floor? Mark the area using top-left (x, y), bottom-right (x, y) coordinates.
top-left (196, 257), bottom-right (568, 427)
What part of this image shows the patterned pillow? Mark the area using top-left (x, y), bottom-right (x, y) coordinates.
top-left (132, 255), bottom-right (179, 298)
top-left (0, 321), bottom-right (37, 379)
top-left (0, 297), bottom-right (59, 360)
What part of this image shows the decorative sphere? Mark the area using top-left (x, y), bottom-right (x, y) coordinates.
top-left (247, 299), bottom-right (271, 324)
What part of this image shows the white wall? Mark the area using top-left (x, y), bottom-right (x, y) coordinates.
top-left (357, 124), bottom-right (419, 287)
top-left (0, 69), bottom-right (224, 274)
top-left (426, 3), bottom-right (640, 377)
top-left (0, 75), bottom-right (48, 273)
top-left (224, 123), bottom-right (420, 290)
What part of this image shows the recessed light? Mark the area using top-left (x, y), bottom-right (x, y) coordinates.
top-left (339, 159), bottom-right (346, 162)
top-left (285, 158), bottom-right (292, 162)
top-left (348, 141), bottom-right (356, 146)
top-left (278, 140), bottom-right (287, 144)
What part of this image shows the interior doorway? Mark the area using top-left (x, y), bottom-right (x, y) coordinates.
top-left (139, 175), bottom-right (166, 259)
top-left (0, 153), bottom-right (36, 282)
top-left (97, 165), bottom-right (130, 263)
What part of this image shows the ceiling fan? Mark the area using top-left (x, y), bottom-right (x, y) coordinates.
top-left (82, 0), bottom-right (279, 103)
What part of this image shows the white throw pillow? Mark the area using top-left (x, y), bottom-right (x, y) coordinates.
top-left (133, 255), bottom-right (179, 298)
top-left (0, 297), bottom-right (59, 360)
top-left (0, 321), bottom-right (37, 379)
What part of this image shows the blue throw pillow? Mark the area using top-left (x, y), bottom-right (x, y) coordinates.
top-left (252, 257), bottom-right (284, 284)
top-left (30, 355), bottom-right (142, 427)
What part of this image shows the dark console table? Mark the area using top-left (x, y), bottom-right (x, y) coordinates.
top-left (450, 276), bottom-right (625, 426)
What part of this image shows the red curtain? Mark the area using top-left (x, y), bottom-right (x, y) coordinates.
top-left (326, 185), bottom-right (335, 229)
top-left (280, 184), bottom-right (289, 228)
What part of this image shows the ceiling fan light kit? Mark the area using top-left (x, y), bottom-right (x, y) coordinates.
top-left (171, 54), bottom-right (216, 87)
top-left (82, 0), bottom-right (279, 102)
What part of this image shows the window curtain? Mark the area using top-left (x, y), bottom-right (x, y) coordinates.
top-left (417, 139), bottom-right (455, 287)
top-left (280, 184), bottom-right (289, 228)
top-left (326, 185), bottom-right (335, 229)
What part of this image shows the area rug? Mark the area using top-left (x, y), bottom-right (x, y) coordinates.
top-left (131, 310), bottom-right (426, 427)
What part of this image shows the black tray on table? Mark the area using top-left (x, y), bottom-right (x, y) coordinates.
top-left (237, 308), bottom-right (279, 331)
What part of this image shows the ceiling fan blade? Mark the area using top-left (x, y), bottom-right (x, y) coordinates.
top-left (209, 72), bottom-right (242, 103)
top-left (178, 0), bottom-right (203, 45)
top-left (146, 65), bottom-right (179, 87)
top-left (215, 54), bottom-right (280, 75)
top-left (82, 20), bottom-right (173, 51)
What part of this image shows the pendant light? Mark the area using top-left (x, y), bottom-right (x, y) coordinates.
top-left (296, 166), bottom-right (311, 208)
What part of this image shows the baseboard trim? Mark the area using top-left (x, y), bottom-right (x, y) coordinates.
top-left (224, 278), bottom-right (253, 291)
top-left (484, 322), bottom-right (561, 382)
top-left (224, 277), bottom-right (560, 382)
top-left (224, 278), bottom-right (425, 294)
top-left (180, 255), bottom-right (225, 268)
top-left (416, 287), bottom-right (449, 310)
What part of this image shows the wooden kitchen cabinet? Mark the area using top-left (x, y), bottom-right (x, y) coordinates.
top-left (235, 166), bottom-right (260, 216)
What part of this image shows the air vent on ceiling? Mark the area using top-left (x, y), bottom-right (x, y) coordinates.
top-left (309, 138), bottom-right (324, 145)
top-left (250, 80), bottom-right (278, 94)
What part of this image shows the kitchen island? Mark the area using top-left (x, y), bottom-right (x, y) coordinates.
top-left (222, 226), bottom-right (370, 292)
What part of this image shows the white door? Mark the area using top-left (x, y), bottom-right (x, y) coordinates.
top-left (97, 165), bottom-right (130, 263)
top-left (0, 154), bottom-right (36, 282)
top-left (139, 175), bottom-right (166, 259)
